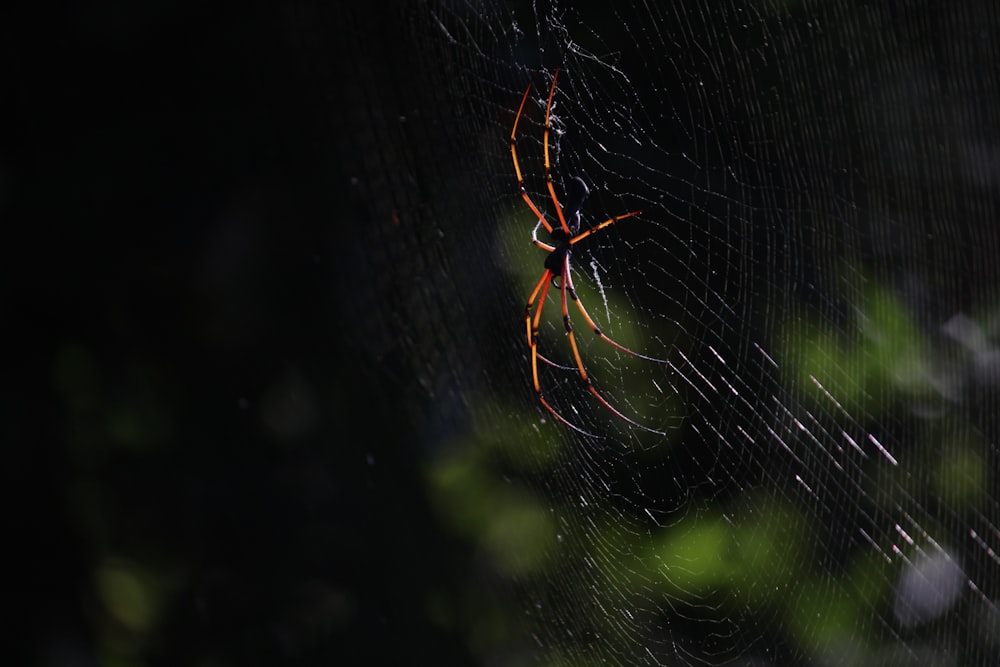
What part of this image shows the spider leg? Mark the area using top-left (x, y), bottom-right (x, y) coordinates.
top-left (525, 267), bottom-right (574, 370)
top-left (569, 209), bottom-right (645, 246)
top-left (563, 257), bottom-right (669, 364)
top-left (525, 269), bottom-right (551, 348)
top-left (537, 353), bottom-right (577, 371)
top-left (561, 255), bottom-right (667, 434)
top-left (525, 269), bottom-right (598, 436)
top-left (567, 208), bottom-right (667, 363)
top-left (532, 219), bottom-right (556, 252)
top-left (543, 68), bottom-right (573, 236)
top-left (511, 81), bottom-right (554, 234)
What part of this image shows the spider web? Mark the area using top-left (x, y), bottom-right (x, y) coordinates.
top-left (325, 1), bottom-right (1000, 664)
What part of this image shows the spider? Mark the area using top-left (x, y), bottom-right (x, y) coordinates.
top-left (510, 68), bottom-right (665, 436)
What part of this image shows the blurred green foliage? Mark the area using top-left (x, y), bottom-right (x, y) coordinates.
top-left (783, 282), bottom-right (932, 413)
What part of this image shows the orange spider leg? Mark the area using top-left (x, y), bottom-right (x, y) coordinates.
top-left (562, 261), bottom-right (668, 364)
top-left (542, 68), bottom-right (572, 235)
top-left (526, 270), bottom-right (596, 436)
top-left (559, 255), bottom-right (664, 434)
top-left (569, 209), bottom-right (645, 245)
top-left (524, 269), bottom-right (551, 347)
top-left (564, 208), bottom-right (669, 360)
top-left (525, 268), bottom-right (577, 371)
top-left (511, 81), bottom-right (553, 234)
top-left (529, 276), bottom-right (552, 395)
top-left (565, 208), bottom-right (669, 362)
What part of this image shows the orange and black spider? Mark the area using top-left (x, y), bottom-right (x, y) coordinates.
top-left (511, 68), bottom-right (666, 436)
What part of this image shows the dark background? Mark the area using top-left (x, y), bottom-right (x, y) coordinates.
top-left (7, 2), bottom-right (475, 665)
